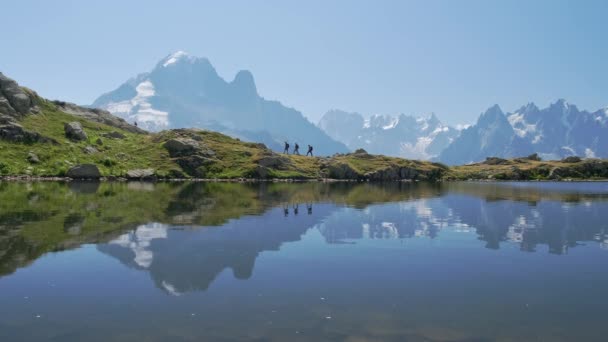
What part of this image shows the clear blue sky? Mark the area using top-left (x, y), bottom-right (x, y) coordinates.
top-left (2, 0), bottom-right (607, 125)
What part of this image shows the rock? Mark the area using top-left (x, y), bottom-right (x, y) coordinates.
top-left (164, 138), bottom-right (200, 156)
top-left (0, 72), bottom-right (33, 115)
top-left (327, 162), bottom-right (360, 179)
top-left (0, 120), bottom-right (50, 143)
top-left (83, 146), bottom-right (98, 154)
top-left (257, 154), bottom-right (292, 170)
top-left (27, 152), bottom-right (40, 164)
top-left (102, 131), bottom-right (126, 139)
top-left (483, 157), bottom-right (509, 165)
top-left (126, 168), bottom-right (156, 180)
top-left (66, 164), bottom-right (101, 179)
top-left (252, 165), bottom-right (269, 179)
top-left (95, 138), bottom-right (103, 145)
top-left (354, 148), bottom-right (368, 154)
top-left (561, 156), bottom-right (581, 163)
top-left (64, 121), bottom-right (88, 141)
top-left (63, 213), bottom-right (84, 235)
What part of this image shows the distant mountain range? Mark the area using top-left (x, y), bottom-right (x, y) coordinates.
top-left (91, 51), bottom-right (607, 163)
top-left (318, 110), bottom-right (459, 160)
top-left (318, 100), bottom-right (608, 165)
top-left (438, 100), bottom-right (608, 165)
top-left (92, 51), bottom-right (348, 155)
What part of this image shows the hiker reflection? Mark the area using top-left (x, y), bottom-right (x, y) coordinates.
top-left (307, 203), bottom-right (313, 215)
top-left (293, 204), bottom-right (299, 215)
top-left (283, 204), bottom-right (289, 217)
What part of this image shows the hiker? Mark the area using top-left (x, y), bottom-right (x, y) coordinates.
top-left (306, 145), bottom-right (313, 156)
top-left (284, 141), bottom-right (290, 154)
top-left (134, 121), bottom-right (138, 127)
top-left (293, 143), bottom-right (300, 155)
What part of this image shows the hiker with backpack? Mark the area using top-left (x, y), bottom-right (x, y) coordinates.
top-left (306, 145), bottom-right (313, 156)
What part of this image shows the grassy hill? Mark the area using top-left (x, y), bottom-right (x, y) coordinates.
top-left (1, 72), bottom-right (606, 181)
top-left (0, 73), bottom-right (446, 180)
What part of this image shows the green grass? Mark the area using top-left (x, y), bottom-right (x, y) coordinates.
top-left (0, 100), bottom-right (181, 177)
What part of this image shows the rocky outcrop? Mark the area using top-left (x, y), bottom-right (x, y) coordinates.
top-left (0, 72), bottom-right (34, 116)
top-left (164, 138), bottom-right (201, 156)
top-left (0, 120), bottom-right (52, 143)
top-left (162, 133), bottom-right (217, 177)
top-left (126, 169), bottom-right (156, 180)
top-left (326, 162), bottom-right (360, 179)
top-left (53, 101), bottom-right (145, 134)
top-left (64, 122), bottom-right (88, 141)
top-left (66, 164), bottom-right (101, 179)
top-left (256, 153), bottom-right (293, 170)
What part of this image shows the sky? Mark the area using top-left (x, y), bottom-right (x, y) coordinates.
top-left (2, 0), bottom-right (607, 125)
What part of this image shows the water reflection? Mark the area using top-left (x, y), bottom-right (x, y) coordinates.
top-left (1, 181), bottom-right (608, 289)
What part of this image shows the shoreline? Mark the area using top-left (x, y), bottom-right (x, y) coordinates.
top-left (2, 175), bottom-right (607, 183)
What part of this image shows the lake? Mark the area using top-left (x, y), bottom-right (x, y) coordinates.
top-left (1, 181), bottom-right (608, 341)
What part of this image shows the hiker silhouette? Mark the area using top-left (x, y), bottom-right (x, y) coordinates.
top-left (284, 141), bottom-right (290, 154)
top-left (293, 143), bottom-right (300, 155)
top-left (306, 145), bottom-right (313, 156)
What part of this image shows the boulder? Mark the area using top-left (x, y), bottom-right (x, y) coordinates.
top-left (95, 138), bottom-right (103, 145)
top-left (82, 146), bottom-right (98, 154)
top-left (64, 122), bottom-right (88, 141)
top-left (164, 138), bottom-right (200, 156)
top-left (66, 164), bottom-right (101, 179)
top-left (102, 131), bottom-right (126, 139)
top-left (27, 152), bottom-right (40, 164)
top-left (126, 168), bottom-right (156, 179)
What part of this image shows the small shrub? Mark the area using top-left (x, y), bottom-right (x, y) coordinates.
top-left (102, 158), bottom-right (117, 167)
top-left (0, 162), bottom-right (10, 175)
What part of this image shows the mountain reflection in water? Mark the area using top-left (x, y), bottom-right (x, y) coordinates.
top-left (3, 181), bottom-right (606, 292)
top-left (1, 181), bottom-right (608, 341)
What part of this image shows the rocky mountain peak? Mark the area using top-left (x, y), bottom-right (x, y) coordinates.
top-left (231, 70), bottom-right (258, 96)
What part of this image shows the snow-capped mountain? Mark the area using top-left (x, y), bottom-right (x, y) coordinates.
top-left (318, 109), bottom-right (459, 159)
top-left (438, 100), bottom-right (608, 165)
top-left (92, 51), bottom-right (348, 155)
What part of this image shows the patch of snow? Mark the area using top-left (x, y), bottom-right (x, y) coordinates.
top-left (432, 126), bottom-right (449, 134)
top-left (382, 117), bottom-right (399, 130)
top-left (456, 124), bottom-right (471, 130)
top-left (416, 117), bottom-right (429, 131)
top-left (508, 112), bottom-right (536, 137)
top-left (104, 79), bottom-right (169, 131)
top-left (363, 118), bottom-right (371, 129)
top-left (161, 281), bottom-right (182, 296)
top-left (400, 136), bottom-right (434, 159)
top-left (163, 50), bottom-right (192, 67)
top-left (109, 223), bottom-right (168, 269)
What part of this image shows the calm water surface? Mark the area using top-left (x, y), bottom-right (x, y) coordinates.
top-left (1, 181), bottom-right (608, 341)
